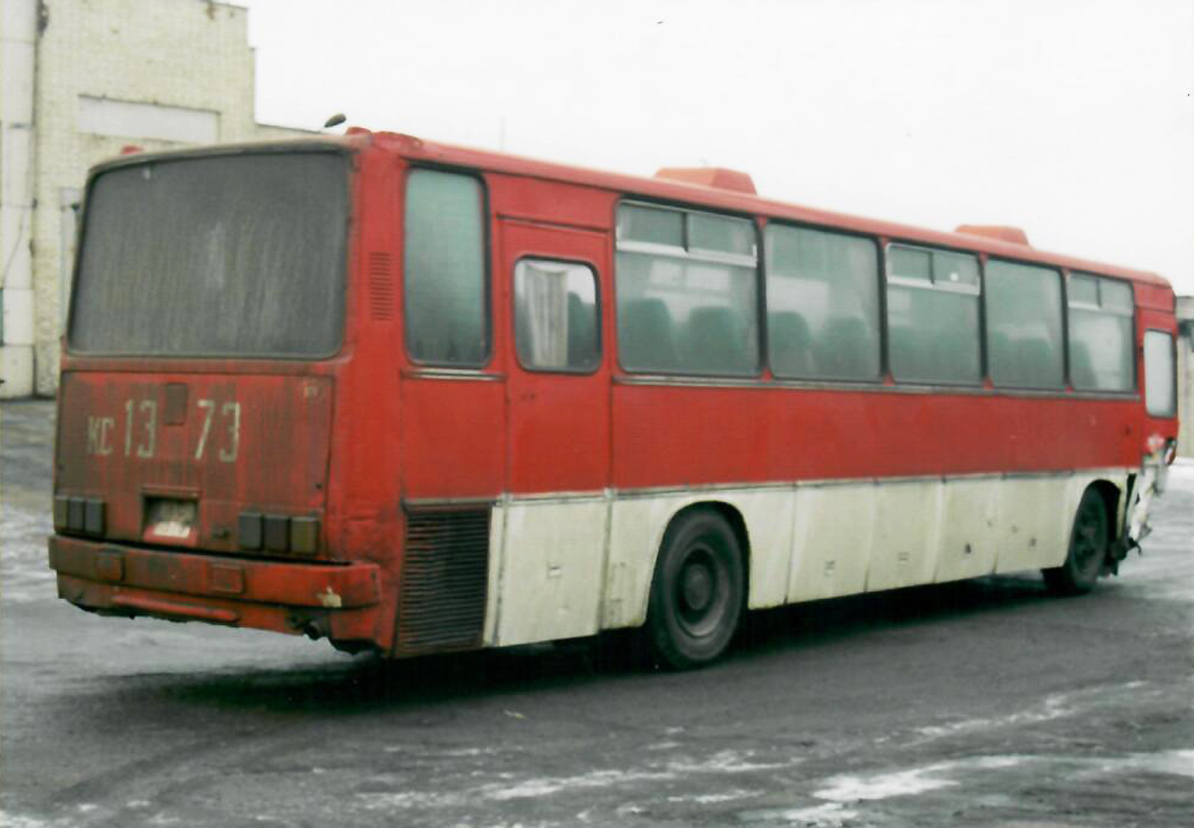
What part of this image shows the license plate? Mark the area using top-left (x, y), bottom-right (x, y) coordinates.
top-left (145, 498), bottom-right (196, 539)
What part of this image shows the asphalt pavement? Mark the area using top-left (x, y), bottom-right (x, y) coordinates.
top-left (2, 399), bottom-right (1192, 827)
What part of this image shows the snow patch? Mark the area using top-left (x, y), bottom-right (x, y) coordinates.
top-left (815, 766), bottom-right (958, 801)
top-left (815, 756), bottom-right (1028, 803)
top-left (487, 768), bottom-right (674, 800)
top-left (667, 788), bottom-right (758, 804)
top-left (442, 746), bottom-right (494, 757)
top-left (358, 790), bottom-right (463, 810)
top-left (914, 681), bottom-right (1159, 742)
top-left (740, 802), bottom-right (860, 826)
top-left (0, 811), bottom-right (59, 828)
top-left (667, 749), bottom-right (795, 773)
top-left (0, 506), bottom-right (56, 604)
top-left (1094, 749), bottom-right (1194, 779)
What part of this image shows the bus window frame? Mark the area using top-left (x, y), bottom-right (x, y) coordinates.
top-left (613, 198), bottom-right (763, 379)
top-left (1066, 270), bottom-right (1138, 394)
top-left (761, 219), bottom-right (884, 384)
top-left (511, 256), bottom-right (603, 376)
top-left (979, 255), bottom-right (1069, 393)
top-left (401, 164), bottom-right (494, 370)
top-left (883, 240), bottom-right (984, 388)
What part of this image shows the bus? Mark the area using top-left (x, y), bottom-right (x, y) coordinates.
top-left (49, 129), bottom-right (1180, 668)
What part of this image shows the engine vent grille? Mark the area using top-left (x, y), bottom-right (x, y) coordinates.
top-left (367, 252), bottom-right (394, 321)
top-left (397, 506), bottom-right (491, 655)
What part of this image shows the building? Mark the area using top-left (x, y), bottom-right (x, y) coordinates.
top-left (1178, 295), bottom-right (1193, 458)
top-left (1, 0), bottom-right (308, 398)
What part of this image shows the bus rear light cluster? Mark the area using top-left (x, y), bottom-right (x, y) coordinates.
top-left (53, 496), bottom-right (105, 536)
top-left (238, 512), bottom-right (319, 555)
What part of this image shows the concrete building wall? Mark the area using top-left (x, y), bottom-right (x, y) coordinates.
top-left (1177, 296), bottom-right (1193, 458)
top-left (1, 0), bottom-right (310, 398)
top-left (0, 0), bottom-right (39, 397)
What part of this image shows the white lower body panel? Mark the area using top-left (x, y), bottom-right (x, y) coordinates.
top-left (482, 470), bottom-right (1129, 648)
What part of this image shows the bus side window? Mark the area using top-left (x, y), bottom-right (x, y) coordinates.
top-left (615, 203), bottom-right (759, 377)
top-left (1143, 330), bottom-right (1177, 417)
top-left (513, 259), bottom-right (600, 372)
top-left (985, 260), bottom-right (1065, 389)
top-left (764, 224), bottom-right (880, 381)
top-left (886, 244), bottom-right (982, 385)
top-left (1067, 273), bottom-right (1135, 392)
top-left (404, 169), bottom-right (488, 366)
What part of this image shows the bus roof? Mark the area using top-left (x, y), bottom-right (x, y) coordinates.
top-left (367, 129), bottom-right (1170, 292)
top-left (95, 129), bottom-right (1173, 292)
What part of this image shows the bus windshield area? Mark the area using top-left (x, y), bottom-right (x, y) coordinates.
top-left (70, 151), bottom-right (348, 358)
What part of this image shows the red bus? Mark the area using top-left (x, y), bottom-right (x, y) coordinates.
top-left (49, 130), bottom-right (1180, 668)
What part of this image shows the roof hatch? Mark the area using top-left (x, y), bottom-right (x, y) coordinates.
top-left (654, 167), bottom-right (756, 194)
top-left (955, 224), bottom-right (1030, 246)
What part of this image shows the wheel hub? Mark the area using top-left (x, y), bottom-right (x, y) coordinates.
top-left (682, 562), bottom-right (713, 612)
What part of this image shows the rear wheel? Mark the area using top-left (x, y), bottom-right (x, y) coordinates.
top-left (1043, 487), bottom-right (1109, 595)
top-left (646, 510), bottom-right (744, 669)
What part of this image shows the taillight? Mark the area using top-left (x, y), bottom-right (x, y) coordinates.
top-left (238, 511), bottom-right (319, 555)
top-left (54, 496), bottom-right (105, 536)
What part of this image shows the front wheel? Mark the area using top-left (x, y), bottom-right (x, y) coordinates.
top-left (1043, 487), bottom-right (1109, 596)
top-left (646, 511), bottom-right (745, 669)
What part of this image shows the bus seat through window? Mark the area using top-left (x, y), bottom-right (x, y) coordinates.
top-left (1070, 341), bottom-right (1096, 389)
top-left (768, 311), bottom-right (813, 377)
top-left (684, 306), bottom-right (750, 374)
top-left (619, 297), bottom-right (678, 372)
top-left (817, 317), bottom-right (868, 378)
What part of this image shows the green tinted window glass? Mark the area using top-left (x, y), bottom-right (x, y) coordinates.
top-left (1069, 309), bottom-right (1133, 391)
top-left (618, 204), bottom-right (683, 247)
top-left (1144, 331), bottom-right (1175, 416)
top-left (887, 285), bottom-right (981, 384)
top-left (889, 246), bottom-right (931, 281)
top-left (1067, 274), bottom-right (1135, 391)
top-left (1099, 278), bottom-right (1134, 312)
top-left (765, 225), bottom-right (880, 380)
top-left (1069, 274), bottom-right (1098, 306)
top-left (688, 213), bottom-right (754, 256)
top-left (985, 260), bottom-right (1064, 388)
top-left (404, 170), bottom-right (487, 365)
top-left (932, 250), bottom-right (979, 287)
top-left (616, 251), bottom-right (758, 375)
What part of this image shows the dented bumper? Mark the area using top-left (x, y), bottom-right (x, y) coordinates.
top-left (48, 535), bottom-right (385, 645)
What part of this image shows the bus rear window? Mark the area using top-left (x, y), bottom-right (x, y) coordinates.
top-left (70, 151), bottom-right (348, 358)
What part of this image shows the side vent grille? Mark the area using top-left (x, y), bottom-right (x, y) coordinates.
top-left (397, 507), bottom-right (491, 655)
top-left (367, 252), bottom-right (394, 321)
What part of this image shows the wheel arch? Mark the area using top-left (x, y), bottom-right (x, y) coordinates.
top-left (639, 499), bottom-right (752, 624)
top-left (1087, 478), bottom-right (1124, 545)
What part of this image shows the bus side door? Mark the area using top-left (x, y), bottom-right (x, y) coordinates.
top-left (501, 218), bottom-right (611, 494)
top-left (493, 218), bottom-right (612, 645)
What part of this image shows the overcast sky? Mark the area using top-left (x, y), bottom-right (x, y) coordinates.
top-left (240, 0), bottom-right (1194, 296)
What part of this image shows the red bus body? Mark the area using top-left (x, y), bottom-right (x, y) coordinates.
top-left (49, 130), bottom-right (1180, 661)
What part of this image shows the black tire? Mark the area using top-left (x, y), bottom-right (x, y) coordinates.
top-left (1043, 487), bottom-right (1109, 596)
top-left (646, 510), bottom-right (745, 669)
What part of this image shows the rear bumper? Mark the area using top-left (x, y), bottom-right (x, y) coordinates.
top-left (48, 535), bottom-right (385, 646)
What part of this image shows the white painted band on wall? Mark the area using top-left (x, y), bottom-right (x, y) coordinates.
top-left (77, 96), bottom-right (219, 144)
top-left (0, 344), bottom-right (34, 397)
top-left (1, 286), bottom-right (34, 344)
